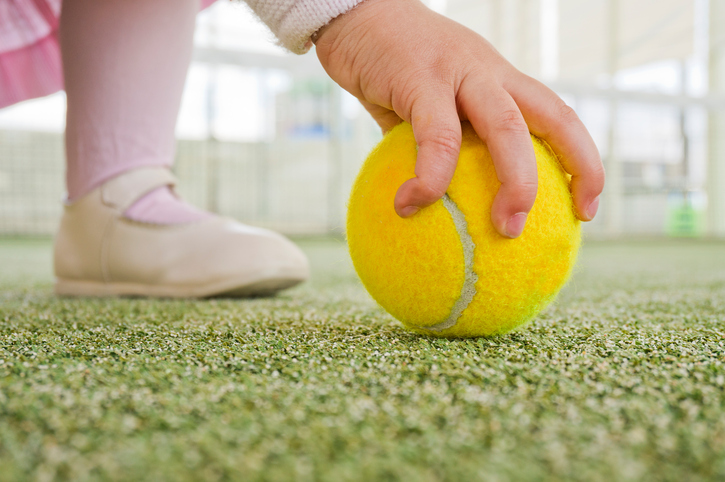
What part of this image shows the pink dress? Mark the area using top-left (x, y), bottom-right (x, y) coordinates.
top-left (0, 0), bottom-right (214, 109)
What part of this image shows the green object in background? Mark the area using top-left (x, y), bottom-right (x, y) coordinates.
top-left (666, 191), bottom-right (706, 237)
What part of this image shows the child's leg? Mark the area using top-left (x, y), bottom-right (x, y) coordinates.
top-left (54, 0), bottom-right (308, 297)
top-left (60, 0), bottom-right (209, 224)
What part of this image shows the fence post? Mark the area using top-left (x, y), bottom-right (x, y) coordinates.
top-left (708, 0), bottom-right (725, 237)
top-left (327, 84), bottom-right (344, 236)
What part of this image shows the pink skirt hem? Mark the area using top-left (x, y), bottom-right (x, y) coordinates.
top-left (0, 0), bottom-right (216, 109)
top-left (0, 31), bottom-right (62, 109)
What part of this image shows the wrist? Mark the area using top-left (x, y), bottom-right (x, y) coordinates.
top-left (314, 0), bottom-right (408, 50)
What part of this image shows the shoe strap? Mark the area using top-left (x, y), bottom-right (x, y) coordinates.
top-left (101, 167), bottom-right (178, 212)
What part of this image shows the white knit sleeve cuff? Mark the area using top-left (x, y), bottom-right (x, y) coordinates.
top-left (243, 0), bottom-right (365, 54)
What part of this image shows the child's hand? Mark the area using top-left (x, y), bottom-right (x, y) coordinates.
top-left (315, 0), bottom-right (604, 238)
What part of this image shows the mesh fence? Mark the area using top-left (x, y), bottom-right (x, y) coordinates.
top-left (0, 130), bottom-right (65, 235)
top-left (0, 108), bottom-right (381, 237)
top-left (0, 88), bottom-right (720, 238)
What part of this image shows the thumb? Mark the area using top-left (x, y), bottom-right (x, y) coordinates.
top-left (394, 97), bottom-right (462, 217)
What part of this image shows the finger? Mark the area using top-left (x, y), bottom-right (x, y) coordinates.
top-left (506, 75), bottom-right (605, 221)
top-left (394, 92), bottom-right (462, 217)
top-left (461, 83), bottom-right (538, 238)
top-left (360, 100), bottom-right (404, 133)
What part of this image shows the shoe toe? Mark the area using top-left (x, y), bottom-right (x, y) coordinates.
top-left (215, 222), bottom-right (310, 296)
top-left (105, 218), bottom-right (310, 297)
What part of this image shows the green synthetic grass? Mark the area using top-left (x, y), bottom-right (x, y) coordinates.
top-left (1, 237), bottom-right (724, 481)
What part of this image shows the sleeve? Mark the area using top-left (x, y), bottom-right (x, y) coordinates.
top-left (242, 0), bottom-right (365, 54)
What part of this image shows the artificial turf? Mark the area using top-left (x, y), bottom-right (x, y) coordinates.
top-left (0, 237), bottom-right (724, 481)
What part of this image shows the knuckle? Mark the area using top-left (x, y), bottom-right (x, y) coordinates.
top-left (575, 154), bottom-right (606, 191)
top-left (492, 109), bottom-right (528, 133)
top-left (553, 101), bottom-right (580, 126)
top-left (592, 161), bottom-right (606, 180)
top-left (517, 178), bottom-right (539, 200)
top-left (504, 175), bottom-right (538, 205)
top-left (418, 180), bottom-right (448, 201)
top-left (395, 82), bottom-right (430, 119)
top-left (590, 163), bottom-right (607, 190)
top-left (420, 129), bottom-right (461, 159)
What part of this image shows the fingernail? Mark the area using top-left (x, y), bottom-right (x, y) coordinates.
top-left (400, 206), bottom-right (421, 217)
top-left (586, 196), bottom-right (600, 220)
top-left (505, 213), bottom-right (528, 238)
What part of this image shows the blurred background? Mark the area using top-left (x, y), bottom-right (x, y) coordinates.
top-left (0, 0), bottom-right (723, 239)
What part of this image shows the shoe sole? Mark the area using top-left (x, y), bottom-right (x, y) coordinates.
top-left (55, 272), bottom-right (306, 299)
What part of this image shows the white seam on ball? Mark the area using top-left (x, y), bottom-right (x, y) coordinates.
top-left (414, 194), bottom-right (478, 333)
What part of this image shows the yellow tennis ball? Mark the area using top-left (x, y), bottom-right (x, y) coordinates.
top-left (346, 122), bottom-right (581, 338)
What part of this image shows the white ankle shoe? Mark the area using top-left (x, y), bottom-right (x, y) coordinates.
top-left (53, 167), bottom-right (309, 297)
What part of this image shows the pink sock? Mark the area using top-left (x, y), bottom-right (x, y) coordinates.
top-left (123, 186), bottom-right (212, 224)
top-left (60, 0), bottom-right (209, 224)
